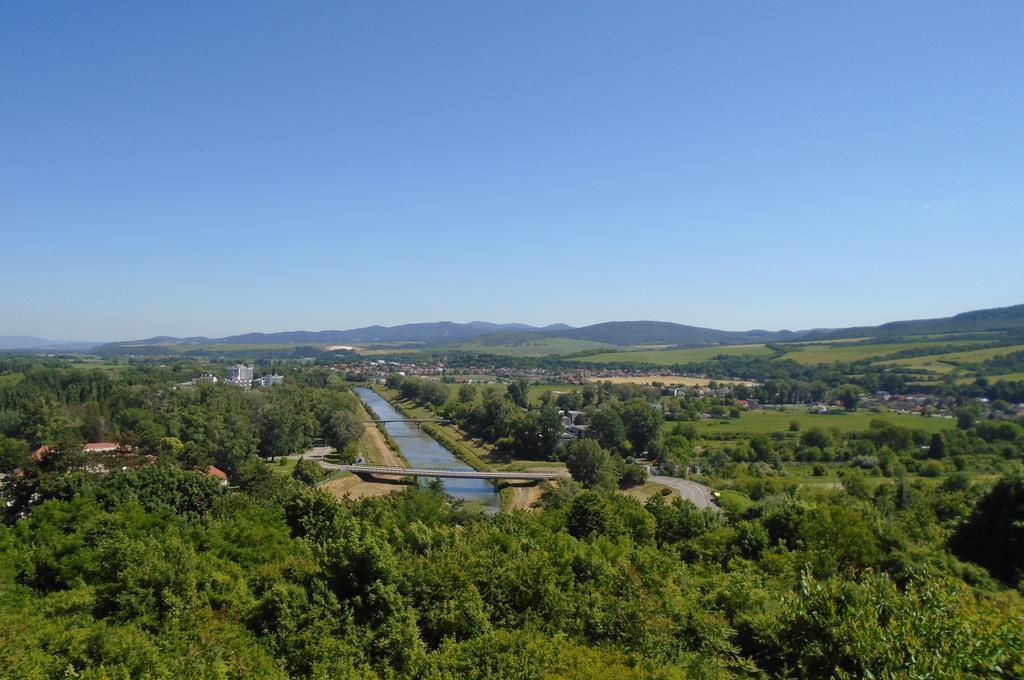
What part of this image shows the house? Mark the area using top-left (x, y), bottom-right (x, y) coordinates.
top-left (204, 465), bottom-right (229, 486)
top-left (84, 442), bottom-right (119, 454)
top-left (254, 374), bottom-right (284, 388)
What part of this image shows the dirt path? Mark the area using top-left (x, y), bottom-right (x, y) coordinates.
top-left (319, 404), bottom-right (408, 501)
top-left (357, 407), bottom-right (404, 467)
top-left (320, 474), bottom-right (413, 501)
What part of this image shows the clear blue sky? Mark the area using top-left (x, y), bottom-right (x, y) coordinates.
top-left (2, 2), bottom-right (1022, 341)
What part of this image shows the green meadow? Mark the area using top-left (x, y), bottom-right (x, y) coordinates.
top-left (779, 340), bottom-right (980, 364)
top-left (579, 344), bottom-right (774, 365)
top-left (526, 383), bottom-right (584, 404)
top-left (457, 337), bottom-right (617, 357)
top-left (687, 408), bottom-right (956, 435)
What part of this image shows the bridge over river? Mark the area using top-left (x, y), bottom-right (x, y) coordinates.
top-left (363, 419), bottom-right (448, 425)
top-left (344, 465), bottom-right (570, 481)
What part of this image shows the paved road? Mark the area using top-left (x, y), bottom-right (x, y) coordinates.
top-left (284, 447), bottom-right (344, 469)
top-left (648, 475), bottom-right (719, 510)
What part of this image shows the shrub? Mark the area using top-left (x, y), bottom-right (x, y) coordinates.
top-left (919, 460), bottom-right (945, 478)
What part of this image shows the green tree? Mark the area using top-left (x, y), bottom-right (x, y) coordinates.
top-left (564, 439), bottom-right (617, 491)
top-left (586, 408), bottom-right (628, 455)
top-left (950, 473), bottom-right (1024, 586)
top-left (567, 490), bottom-right (617, 538)
top-left (0, 434), bottom-right (29, 472)
top-left (457, 384), bottom-right (476, 405)
top-left (618, 397), bottom-right (662, 455)
top-left (836, 385), bottom-right (861, 411)
top-left (291, 458), bottom-right (325, 486)
top-left (618, 464), bottom-right (647, 488)
top-left (506, 379), bottom-right (529, 408)
top-left (326, 409), bottom-right (363, 452)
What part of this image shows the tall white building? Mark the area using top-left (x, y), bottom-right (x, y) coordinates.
top-left (224, 364), bottom-right (254, 388)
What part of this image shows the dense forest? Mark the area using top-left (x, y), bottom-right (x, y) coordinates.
top-left (1, 357), bottom-right (1022, 678)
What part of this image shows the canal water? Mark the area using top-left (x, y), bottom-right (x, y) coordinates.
top-left (354, 387), bottom-right (500, 512)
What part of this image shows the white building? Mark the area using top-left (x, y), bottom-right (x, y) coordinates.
top-left (225, 364), bottom-right (254, 388)
top-left (254, 374), bottom-right (285, 388)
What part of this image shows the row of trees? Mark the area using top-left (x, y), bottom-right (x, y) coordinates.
top-left (388, 376), bottom-right (668, 462)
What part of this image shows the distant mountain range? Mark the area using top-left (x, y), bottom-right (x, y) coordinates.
top-left (7, 303), bottom-right (1024, 354)
top-left (0, 336), bottom-right (99, 351)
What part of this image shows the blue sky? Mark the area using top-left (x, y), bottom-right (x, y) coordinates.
top-left (2, 2), bottom-right (1022, 341)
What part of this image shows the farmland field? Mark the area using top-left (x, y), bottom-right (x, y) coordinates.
top-left (579, 344), bottom-right (774, 365)
top-left (875, 343), bottom-right (1024, 375)
top-left (457, 337), bottom-right (618, 357)
top-left (120, 342), bottom-right (320, 354)
top-left (687, 409), bottom-right (956, 435)
top-left (588, 375), bottom-right (754, 386)
top-left (780, 340), bottom-right (981, 365)
top-left (955, 371), bottom-right (1024, 384)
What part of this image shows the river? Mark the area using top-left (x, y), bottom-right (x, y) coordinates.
top-left (354, 387), bottom-right (500, 512)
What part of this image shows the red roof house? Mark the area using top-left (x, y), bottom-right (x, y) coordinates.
top-left (204, 465), bottom-right (229, 485)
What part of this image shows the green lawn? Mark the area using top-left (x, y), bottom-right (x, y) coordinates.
top-left (268, 457), bottom-right (299, 476)
top-left (579, 344), bottom-right (774, 365)
top-left (689, 409), bottom-right (956, 435)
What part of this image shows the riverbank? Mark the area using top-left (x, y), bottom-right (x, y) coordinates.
top-left (372, 386), bottom-right (495, 470)
top-left (373, 386), bottom-right (568, 471)
top-left (355, 401), bottom-right (405, 467)
top-left (358, 400), bottom-right (406, 463)
top-left (318, 398), bottom-right (411, 502)
top-left (371, 385), bottom-right (560, 511)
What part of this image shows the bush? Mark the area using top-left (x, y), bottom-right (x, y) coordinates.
top-left (291, 458), bottom-right (325, 486)
top-left (618, 465), bottom-right (648, 489)
top-left (812, 465), bottom-right (826, 477)
top-left (919, 460), bottom-right (945, 478)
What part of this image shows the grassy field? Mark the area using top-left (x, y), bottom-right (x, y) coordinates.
top-left (989, 371), bottom-right (1024, 382)
top-left (123, 342), bottom-right (319, 354)
top-left (456, 337), bottom-right (618, 357)
top-left (589, 375), bottom-right (753, 386)
top-left (526, 384), bottom-right (583, 404)
top-left (880, 343), bottom-right (1024, 368)
top-left (579, 344), bottom-right (774, 365)
top-left (268, 457), bottom-right (299, 476)
top-left (955, 371), bottom-right (1024, 384)
top-left (780, 340), bottom-right (980, 365)
top-left (688, 409), bottom-right (956, 435)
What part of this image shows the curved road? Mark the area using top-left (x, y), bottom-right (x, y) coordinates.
top-left (649, 475), bottom-right (719, 510)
